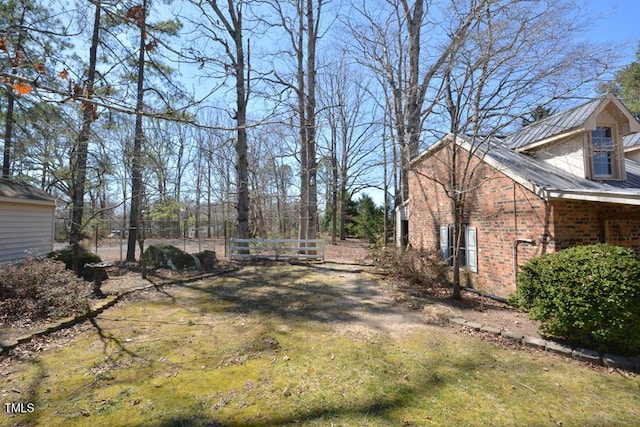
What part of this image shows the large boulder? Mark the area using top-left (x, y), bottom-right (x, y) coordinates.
top-left (48, 245), bottom-right (104, 281)
top-left (142, 244), bottom-right (201, 271)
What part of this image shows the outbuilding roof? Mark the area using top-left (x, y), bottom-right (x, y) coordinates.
top-left (0, 178), bottom-right (56, 205)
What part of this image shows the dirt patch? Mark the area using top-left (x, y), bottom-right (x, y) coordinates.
top-left (377, 273), bottom-right (543, 339)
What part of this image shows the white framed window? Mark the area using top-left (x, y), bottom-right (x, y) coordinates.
top-left (590, 125), bottom-right (622, 179)
top-left (439, 225), bottom-right (478, 273)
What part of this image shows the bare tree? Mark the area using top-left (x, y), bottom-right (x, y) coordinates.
top-left (349, 0), bottom-right (479, 205)
top-left (187, 0), bottom-right (252, 244)
top-left (268, 0), bottom-right (328, 244)
top-left (318, 53), bottom-right (379, 242)
top-left (415, 0), bottom-right (614, 298)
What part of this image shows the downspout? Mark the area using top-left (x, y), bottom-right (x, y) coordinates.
top-left (513, 238), bottom-right (535, 283)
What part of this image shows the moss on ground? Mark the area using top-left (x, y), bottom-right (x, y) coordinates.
top-left (2, 264), bottom-right (640, 426)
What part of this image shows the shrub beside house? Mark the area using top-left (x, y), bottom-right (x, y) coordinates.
top-left (405, 94), bottom-right (640, 299)
top-left (0, 178), bottom-right (57, 263)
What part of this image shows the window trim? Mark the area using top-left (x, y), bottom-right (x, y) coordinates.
top-left (588, 124), bottom-right (624, 180)
top-left (439, 225), bottom-right (478, 273)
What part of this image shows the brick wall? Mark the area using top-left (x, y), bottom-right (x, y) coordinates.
top-left (409, 141), bottom-right (640, 298)
top-left (408, 142), bottom-right (552, 297)
top-left (551, 199), bottom-right (640, 252)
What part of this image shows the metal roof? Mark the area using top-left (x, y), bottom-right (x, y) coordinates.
top-left (0, 178), bottom-right (56, 204)
top-left (483, 143), bottom-right (640, 194)
top-left (416, 95), bottom-right (640, 203)
top-left (505, 97), bottom-right (602, 150)
top-left (624, 133), bottom-right (640, 150)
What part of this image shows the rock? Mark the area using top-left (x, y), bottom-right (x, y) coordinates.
top-left (522, 336), bottom-right (547, 350)
top-left (142, 244), bottom-right (199, 271)
top-left (449, 317), bottom-right (467, 326)
top-left (480, 325), bottom-right (502, 335)
top-left (602, 354), bottom-right (635, 371)
top-left (572, 348), bottom-right (601, 365)
top-left (464, 321), bottom-right (482, 331)
top-left (48, 245), bottom-right (104, 281)
top-left (501, 330), bottom-right (524, 343)
top-left (194, 250), bottom-right (216, 272)
top-left (544, 341), bottom-right (573, 356)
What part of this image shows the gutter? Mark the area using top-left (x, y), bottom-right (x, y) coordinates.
top-left (546, 189), bottom-right (640, 206)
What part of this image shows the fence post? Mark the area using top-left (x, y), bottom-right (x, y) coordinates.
top-left (229, 238), bottom-right (235, 260)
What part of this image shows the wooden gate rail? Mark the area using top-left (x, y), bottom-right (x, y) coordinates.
top-left (229, 238), bottom-right (325, 261)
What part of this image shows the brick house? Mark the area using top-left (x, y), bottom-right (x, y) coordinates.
top-left (405, 94), bottom-right (640, 298)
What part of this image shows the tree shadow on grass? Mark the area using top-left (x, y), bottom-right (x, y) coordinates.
top-left (88, 314), bottom-right (141, 361)
top-left (167, 262), bottom-right (414, 329)
top-left (1, 353), bottom-right (48, 426)
top-left (388, 271), bottom-right (523, 316)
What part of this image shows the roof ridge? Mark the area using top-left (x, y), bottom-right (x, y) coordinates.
top-left (504, 95), bottom-right (608, 150)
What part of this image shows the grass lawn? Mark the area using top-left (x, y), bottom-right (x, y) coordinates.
top-left (2, 263), bottom-right (639, 426)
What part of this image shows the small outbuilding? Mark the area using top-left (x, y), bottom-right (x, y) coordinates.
top-left (0, 178), bottom-right (56, 263)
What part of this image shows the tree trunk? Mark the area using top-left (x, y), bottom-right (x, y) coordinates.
top-left (304, 0), bottom-right (318, 242)
top-left (70, 0), bottom-right (100, 274)
top-left (296, 2), bottom-right (308, 243)
top-left (1, 6), bottom-right (26, 178)
top-left (126, 0), bottom-right (148, 262)
top-left (330, 130), bottom-right (338, 245)
top-left (235, 21), bottom-right (249, 242)
top-left (2, 90), bottom-right (15, 178)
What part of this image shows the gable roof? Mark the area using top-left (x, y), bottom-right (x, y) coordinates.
top-left (505, 93), bottom-right (640, 151)
top-left (0, 178), bottom-right (56, 206)
top-left (411, 94), bottom-right (640, 206)
top-left (452, 135), bottom-right (640, 205)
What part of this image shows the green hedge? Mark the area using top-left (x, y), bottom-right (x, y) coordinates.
top-left (510, 244), bottom-right (640, 355)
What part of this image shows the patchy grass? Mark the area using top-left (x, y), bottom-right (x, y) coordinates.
top-left (1, 264), bottom-right (639, 426)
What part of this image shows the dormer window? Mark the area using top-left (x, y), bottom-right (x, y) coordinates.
top-left (589, 125), bottom-right (624, 180)
top-left (592, 126), bottom-right (614, 177)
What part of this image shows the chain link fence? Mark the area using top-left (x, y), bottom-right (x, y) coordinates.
top-left (54, 219), bottom-right (232, 263)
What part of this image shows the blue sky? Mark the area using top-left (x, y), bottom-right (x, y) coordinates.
top-left (585, 0), bottom-right (640, 65)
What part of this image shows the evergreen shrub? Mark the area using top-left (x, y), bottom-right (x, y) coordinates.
top-left (510, 244), bottom-right (640, 355)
